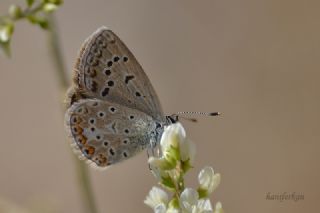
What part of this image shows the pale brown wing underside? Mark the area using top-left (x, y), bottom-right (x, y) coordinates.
top-left (65, 99), bottom-right (156, 167)
top-left (73, 27), bottom-right (164, 121)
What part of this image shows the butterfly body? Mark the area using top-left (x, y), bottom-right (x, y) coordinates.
top-left (65, 27), bottom-right (175, 168)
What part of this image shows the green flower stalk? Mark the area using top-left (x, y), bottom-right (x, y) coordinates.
top-left (145, 123), bottom-right (224, 213)
top-left (0, 0), bottom-right (64, 56)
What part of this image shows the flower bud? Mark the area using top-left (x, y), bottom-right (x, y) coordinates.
top-left (0, 24), bottom-right (14, 43)
top-left (214, 202), bottom-right (224, 213)
top-left (198, 166), bottom-right (221, 197)
top-left (9, 5), bottom-right (22, 19)
top-left (144, 187), bottom-right (168, 211)
top-left (43, 3), bottom-right (58, 13)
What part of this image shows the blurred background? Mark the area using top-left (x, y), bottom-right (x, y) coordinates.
top-left (0, 0), bottom-right (319, 212)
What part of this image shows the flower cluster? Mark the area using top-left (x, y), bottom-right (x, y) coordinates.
top-left (0, 0), bottom-right (63, 56)
top-left (145, 123), bottom-right (223, 213)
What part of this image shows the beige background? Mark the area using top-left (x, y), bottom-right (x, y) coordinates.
top-left (0, 0), bottom-right (319, 212)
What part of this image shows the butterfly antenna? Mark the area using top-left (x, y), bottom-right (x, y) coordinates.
top-left (175, 111), bottom-right (220, 123)
top-left (176, 111), bottom-right (221, 116)
top-left (179, 117), bottom-right (198, 123)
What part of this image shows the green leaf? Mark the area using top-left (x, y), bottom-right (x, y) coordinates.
top-left (47, 0), bottom-right (64, 5)
top-left (27, 15), bottom-right (49, 29)
top-left (168, 197), bottom-right (179, 209)
top-left (26, 0), bottom-right (35, 7)
top-left (0, 23), bottom-right (14, 57)
top-left (160, 175), bottom-right (175, 191)
top-left (0, 40), bottom-right (11, 57)
top-left (181, 158), bottom-right (193, 173)
top-left (162, 152), bottom-right (177, 170)
top-left (197, 187), bottom-right (208, 199)
top-left (38, 19), bottom-right (49, 29)
top-left (0, 23), bottom-right (14, 42)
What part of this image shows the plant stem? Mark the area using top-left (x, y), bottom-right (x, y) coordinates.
top-left (1, 3), bottom-right (44, 23)
top-left (47, 15), bottom-right (68, 90)
top-left (47, 15), bottom-right (98, 213)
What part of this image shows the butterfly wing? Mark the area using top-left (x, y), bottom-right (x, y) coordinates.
top-left (73, 27), bottom-right (164, 121)
top-left (65, 99), bottom-right (157, 167)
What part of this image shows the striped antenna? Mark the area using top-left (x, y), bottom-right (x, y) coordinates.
top-left (176, 111), bottom-right (221, 116)
top-left (174, 111), bottom-right (220, 123)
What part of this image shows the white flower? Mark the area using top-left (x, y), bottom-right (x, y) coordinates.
top-left (198, 167), bottom-right (221, 195)
top-left (180, 188), bottom-right (213, 213)
top-left (149, 156), bottom-right (172, 171)
top-left (167, 208), bottom-right (180, 213)
top-left (160, 123), bottom-right (186, 149)
top-left (43, 3), bottom-right (58, 13)
top-left (145, 187), bottom-right (169, 211)
top-left (213, 202), bottom-right (224, 213)
top-left (154, 203), bottom-right (167, 213)
top-left (160, 123), bottom-right (196, 164)
top-left (197, 199), bottom-right (213, 213)
top-left (180, 138), bottom-right (196, 164)
top-left (0, 27), bottom-right (10, 42)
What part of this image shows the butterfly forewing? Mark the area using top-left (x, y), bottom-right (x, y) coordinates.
top-left (74, 27), bottom-right (164, 121)
top-left (66, 99), bottom-right (156, 167)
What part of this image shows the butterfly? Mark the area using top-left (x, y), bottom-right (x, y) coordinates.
top-left (64, 27), bottom-right (180, 168)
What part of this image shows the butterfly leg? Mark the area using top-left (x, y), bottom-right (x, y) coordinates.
top-left (146, 137), bottom-right (159, 169)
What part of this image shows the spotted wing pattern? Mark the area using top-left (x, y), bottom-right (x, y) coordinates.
top-left (72, 27), bottom-right (164, 121)
top-left (65, 99), bottom-right (157, 167)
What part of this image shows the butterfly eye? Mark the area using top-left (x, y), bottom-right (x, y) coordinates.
top-left (123, 56), bottom-right (128, 62)
top-left (156, 122), bottom-right (162, 128)
top-left (129, 115), bottom-right (134, 120)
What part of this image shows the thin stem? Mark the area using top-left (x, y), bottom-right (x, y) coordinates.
top-left (47, 15), bottom-right (98, 213)
top-left (47, 15), bottom-right (68, 89)
top-left (16, 3), bottom-right (45, 20)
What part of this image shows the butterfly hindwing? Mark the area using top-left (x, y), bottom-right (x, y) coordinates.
top-left (73, 27), bottom-right (164, 121)
top-left (65, 99), bottom-right (157, 167)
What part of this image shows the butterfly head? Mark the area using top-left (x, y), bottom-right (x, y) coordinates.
top-left (165, 115), bottom-right (179, 124)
